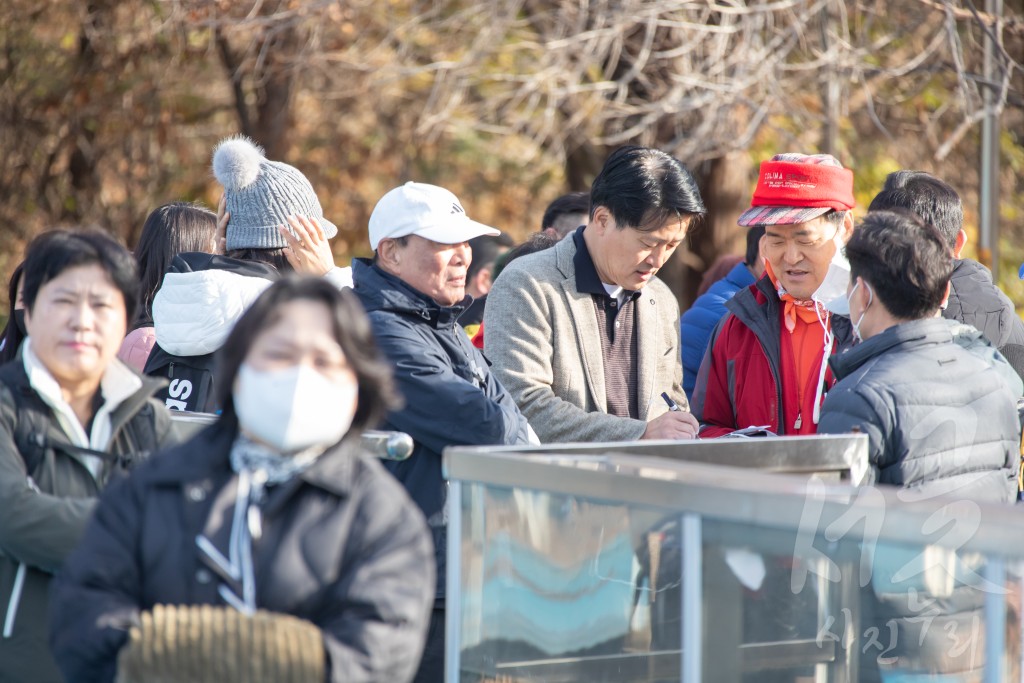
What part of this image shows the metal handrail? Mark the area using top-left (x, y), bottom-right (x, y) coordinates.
top-left (168, 411), bottom-right (414, 461)
top-left (443, 436), bottom-right (1024, 558)
top-left (361, 430), bottom-right (414, 461)
top-left (446, 433), bottom-right (870, 483)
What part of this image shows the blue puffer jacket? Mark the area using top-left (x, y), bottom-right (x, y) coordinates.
top-left (680, 262), bottom-right (755, 402)
top-left (352, 260), bottom-right (532, 602)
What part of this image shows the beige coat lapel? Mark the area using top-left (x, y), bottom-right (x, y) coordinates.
top-left (635, 289), bottom-right (659, 420)
top-left (562, 281), bottom-right (607, 412)
top-left (557, 239), bottom-right (607, 413)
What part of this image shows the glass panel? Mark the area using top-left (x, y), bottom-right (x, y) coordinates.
top-left (456, 482), bottom-right (684, 682)
top-left (447, 446), bottom-right (1024, 683)
top-left (699, 517), bottom-right (1024, 682)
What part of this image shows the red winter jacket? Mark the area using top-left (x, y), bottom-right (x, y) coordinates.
top-left (691, 277), bottom-right (855, 438)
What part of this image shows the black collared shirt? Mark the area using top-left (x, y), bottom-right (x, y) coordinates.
top-left (571, 227), bottom-right (640, 419)
top-left (572, 226), bottom-right (610, 296)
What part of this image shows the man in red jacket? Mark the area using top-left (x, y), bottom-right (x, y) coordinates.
top-left (692, 153), bottom-right (857, 437)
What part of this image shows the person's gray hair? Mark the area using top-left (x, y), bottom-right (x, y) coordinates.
top-left (824, 209), bottom-right (848, 227)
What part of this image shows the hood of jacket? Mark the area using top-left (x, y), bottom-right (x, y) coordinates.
top-left (722, 261), bottom-right (757, 292)
top-left (947, 318), bottom-right (1024, 397)
top-left (684, 262), bottom-right (757, 324)
top-left (152, 253), bottom-right (278, 357)
top-left (351, 258), bottom-right (469, 329)
top-left (946, 258), bottom-right (1016, 347)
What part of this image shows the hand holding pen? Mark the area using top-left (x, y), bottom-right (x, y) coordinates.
top-left (639, 392), bottom-right (700, 440)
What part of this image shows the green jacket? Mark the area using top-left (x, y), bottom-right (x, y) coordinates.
top-left (0, 358), bottom-right (176, 683)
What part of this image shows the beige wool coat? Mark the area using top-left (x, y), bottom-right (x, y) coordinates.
top-left (483, 235), bottom-right (687, 443)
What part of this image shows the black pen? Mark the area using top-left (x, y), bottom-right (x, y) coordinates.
top-left (661, 392), bottom-right (682, 412)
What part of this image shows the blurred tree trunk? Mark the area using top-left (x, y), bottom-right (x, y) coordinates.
top-left (214, 1), bottom-right (297, 160)
top-left (690, 153), bottom-right (753, 301)
top-left (65, 0), bottom-right (108, 222)
top-left (659, 153), bottom-right (753, 310)
top-left (564, 138), bottom-right (605, 192)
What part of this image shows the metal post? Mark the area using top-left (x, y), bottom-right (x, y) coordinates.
top-left (445, 481), bottom-right (463, 683)
top-left (982, 558), bottom-right (1006, 683)
top-left (979, 0), bottom-right (1002, 280)
top-left (682, 513), bottom-right (702, 683)
top-left (819, 3), bottom-right (840, 158)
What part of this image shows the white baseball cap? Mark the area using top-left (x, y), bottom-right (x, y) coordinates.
top-left (368, 181), bottom-right (501, 250)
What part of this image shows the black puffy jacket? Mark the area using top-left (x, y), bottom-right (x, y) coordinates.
top-left (819, 317), bottom-right (1020, 500)
top-left (352, 259), bottom-right (533, 601)
top-left (49, 421), bottom-right (435, 683)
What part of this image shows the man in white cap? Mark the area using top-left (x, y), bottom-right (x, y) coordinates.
top-left (351, 181), bottom-right (534, 683)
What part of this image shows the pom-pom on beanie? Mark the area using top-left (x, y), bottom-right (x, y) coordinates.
top-left (212, 136), bottom-right (338, 251)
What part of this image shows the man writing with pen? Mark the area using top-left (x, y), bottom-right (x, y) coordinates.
top-left (484, 146), bottom-right (704, 442)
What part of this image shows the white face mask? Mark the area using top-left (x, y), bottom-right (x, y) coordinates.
top-left (817, 233), bottom-right (852, 315)
top-left (233, 363), bottom-right (357, 453)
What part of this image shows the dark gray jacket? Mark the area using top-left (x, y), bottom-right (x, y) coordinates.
top-left (820, 318), bottom-right (1020, 679)
top-left (49, 421), bottom-right (435, 683)
top-left (818, 317), bottom-right (1020, 502)
top-left (945, 258), bottom-right (1024, 382)
top-left (0, 360), bottom-right (174, 683)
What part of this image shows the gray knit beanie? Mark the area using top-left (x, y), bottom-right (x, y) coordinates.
top-left (212, 136), bottom-right (338, 251)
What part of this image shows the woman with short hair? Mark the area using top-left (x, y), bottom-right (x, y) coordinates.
top-left (50, 277), bottom-right (435, 683)
top-left (0, 229), bottom-right (177, 683)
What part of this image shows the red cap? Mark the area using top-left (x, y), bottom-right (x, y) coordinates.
top-left (738, 153), bottom-right (855, 227)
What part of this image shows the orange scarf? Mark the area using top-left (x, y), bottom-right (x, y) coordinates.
top-left (764, 261), bottom-right (831, 409)
top-left (764, 260), bottom-right (827, 333)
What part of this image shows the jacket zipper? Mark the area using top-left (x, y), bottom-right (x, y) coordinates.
top-left (2, 477), bottom-right (37, 639)
top-left (0, 392), bottom-right (148, 639)
top-left (730, 279), bottom-right (788, 433)
top-left (758, 336), bottom-right (786, 433)
top-left (2, 563), bottom-right (26, 638)
top-left (1, 428), bottom-right (137, 638)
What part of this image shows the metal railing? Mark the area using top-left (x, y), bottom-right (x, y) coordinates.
top-left (443, 435), bottom-right (1024, 683)
top-left (168, 411), bottom-right (414, 460)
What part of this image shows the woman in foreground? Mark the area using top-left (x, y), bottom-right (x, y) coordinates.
top-left (50, 277), bottom-right (435, 683)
